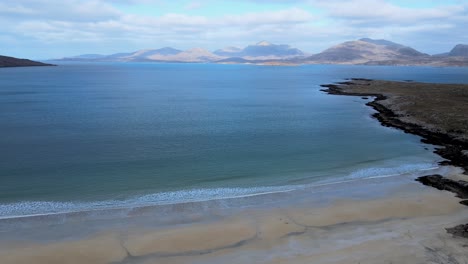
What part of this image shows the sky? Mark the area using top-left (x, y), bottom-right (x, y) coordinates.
top-left (0, 0), bottom-right (467, 59)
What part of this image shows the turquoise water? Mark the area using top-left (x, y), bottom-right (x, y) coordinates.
top-left (1, 63), bottom-right (467, 217)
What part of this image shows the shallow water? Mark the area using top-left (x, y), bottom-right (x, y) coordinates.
top-left (0, 63), bottom-right (467, 217)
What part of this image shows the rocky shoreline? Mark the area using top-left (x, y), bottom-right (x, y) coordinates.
top-left (321, 78), bottom-right (468, 238)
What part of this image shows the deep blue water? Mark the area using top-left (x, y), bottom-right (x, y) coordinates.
top-left (1, 63), bottom-right (467, 217)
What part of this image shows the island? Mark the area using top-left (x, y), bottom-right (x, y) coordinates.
top-left (0, 55), bottom-right (55, 68)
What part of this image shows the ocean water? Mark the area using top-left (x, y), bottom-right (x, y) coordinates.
top-left (1, 63), bottom-right (467, 218)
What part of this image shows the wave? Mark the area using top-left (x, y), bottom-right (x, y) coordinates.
top-left (0, 162), bottom-right (440, 220)
top-left (343, 162), bottom-right (440, 181)
top-left (0, 186), bottom-right (299, 220)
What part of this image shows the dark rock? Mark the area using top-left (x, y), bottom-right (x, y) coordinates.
top-left (338, 81), bottom-right (355, 85)
top-left (446, 224), bottom-right (468, 239)
top-left (415, 175), bottom-right (468, 199)
top-left (460, 200), bottom-right (468, 206)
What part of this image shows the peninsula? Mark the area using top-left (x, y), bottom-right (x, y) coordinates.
top-left (321, 79), bottom-right (468, 238)
top-left (0, 55), bottom-right (55, 68)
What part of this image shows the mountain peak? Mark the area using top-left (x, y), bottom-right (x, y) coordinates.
top-left (308, 38), bottom-right (428, 63)
top-left (256, 41), bottom-right (272, 46)
top-left (359, 38), bottom-right (404, 48)
top-left (449, 44), bottom-right (468, 57)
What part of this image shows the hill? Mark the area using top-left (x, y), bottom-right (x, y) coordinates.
top-left (214, 41), bottom-right (305, 60)
top-left (305, 38), bottom-right (429, 64)
top-left (448, 44), bottom-right (468, 57)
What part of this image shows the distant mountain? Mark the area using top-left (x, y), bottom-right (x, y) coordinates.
top-left (306, 38), bottom-right (429, 64)
top-left (359, 38), bottom-right (427, 57)
top-left (434, 44), bottom-right (468, 57)
top-left (144, 48), bottom-right (222, 62)
top-left (60, 47), bottom-right (220, 63)
top-left (242, 41), bottom-right (305, 59)
top-left (448, 44), bottom-right (468, 57)
top-left (124, 47), bottom-right (182, 60)
top-left (54, 39), bottom-right (468, 66)
top-left (60, 48), bottom-right (183, 62)
top-left (104, 52), bottom-right (135, 60)
top-left (216, 57), bottom-right (252, 64)
top-left (60, 52), bottom-right (133, 61)
top-left (69, 54), bottom-right (107, 59)
top-left (359, 38), bottom-right (405, 48)
top-left (0, 55), bottom-right (55, 68)
top-left (214, 41), bottom-right (305, 59)
top-left (213, 47), bottom-right (242, 57)
top-left (58, 41), bottom-right (305, 63)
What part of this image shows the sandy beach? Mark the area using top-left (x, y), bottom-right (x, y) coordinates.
top-left (0, 165), bottom-right (467, 264)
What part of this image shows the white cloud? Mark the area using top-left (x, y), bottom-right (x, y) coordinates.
top-left (184, 2), bottom-right (203, 10)
top-left (222, 7), bottom-right (313, 26)
top-left (0, 0), bottom-right (121, 22)
top-left (0, 3), bottom-right (36, 15)
top-left (3, 5), bottom-right (317, 57)
top-left (0, 0), bottom-right (467, 58)
top-left (310, 0), bottom-right (467, 25)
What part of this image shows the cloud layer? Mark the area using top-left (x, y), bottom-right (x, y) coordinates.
top-left (1, 0), bottom-right (467, 58)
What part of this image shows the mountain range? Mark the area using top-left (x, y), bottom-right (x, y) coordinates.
top-left (59, 41), bottom-right (307, 63)
top-left (55, 39), bottom-right (468, 66)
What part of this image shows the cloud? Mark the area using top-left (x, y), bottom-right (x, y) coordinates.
top-left (310, 0), bottom-right (467, 25)
top-left (0, 0), bottom-right (121, 22)
top-left (0, 0), bottom-right (467, 58)
top-left (184, 2), bottom-right (203, 10)
top-left (299, 0), bottom-right (468, 53)
top-left (4, 5), bottom-right (315, 52)
top-left (223, 7), bottom-right (313, 26)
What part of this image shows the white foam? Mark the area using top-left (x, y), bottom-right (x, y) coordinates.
top-left (0, 185), bottom-right (299, 220)
top-left (0, 162), bottom-right (441, 220)
top-left (345, 163), bottom-right (439, 180)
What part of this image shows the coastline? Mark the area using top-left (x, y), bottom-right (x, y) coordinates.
top-left (1, 167), bottom-right (467, 264)
top-left (0, 164), bottom-right (444, 222)
top-left (321, 78), bottom-right (468, 238)
top-left (1, 77), bottom-right (467, 263)
top-left (0, 161), bottom-right (440, 220)
top-left (320, 79), bottom-right (468, 173)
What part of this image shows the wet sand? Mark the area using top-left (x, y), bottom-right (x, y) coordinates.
top-left (1, 166), bottom-right (467, 264)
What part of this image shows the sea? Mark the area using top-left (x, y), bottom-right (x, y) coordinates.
top-left (1, 63), bottom-right (467, 219)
